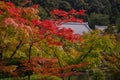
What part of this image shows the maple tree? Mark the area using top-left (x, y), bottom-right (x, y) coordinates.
top-left (0, 1), bottom-right (86, 80)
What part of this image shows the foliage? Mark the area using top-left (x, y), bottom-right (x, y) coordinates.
top-left (7, 0), bottom-right (120, 26)
top-left (50, 9), bottom-right (86, 23)
top-left (101, 34), bottom-right (120, 80)
top-left (0, 74), bottom-right (62, 80)
top-left (38, 6), bottom-right (49, 19)
top-left (77, 30), bottom-right (115, 68)
top-left (89, 69), bottom-right (105, 80)
top-left (60, 30), bottom-right (118, 79)
top-left (0, 1), bottom-right (120, 80)
top-left (0, 1), bottom-right (87, 80)
top-left (88, 13), bottom-right (109, 28)
top-left (58, 1), bottom-right (72, 11)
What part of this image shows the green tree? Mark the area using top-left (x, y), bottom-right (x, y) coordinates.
top-left (32, 0), bottom-right (59, 11)
top-left (38, 6), bottom-right (48, 19)
top-left (88, 0), bottom-right (104, 13)
top-left (64, 0), bottom-right (88, 10)
top-left (101, 0), bottom-right (111, 14)
top-left (88, 13), bottom-right (109, 29)
top-left (101, 34), bottom-right (120, 80)
top-left (58, 1), bottom-right (72, 11)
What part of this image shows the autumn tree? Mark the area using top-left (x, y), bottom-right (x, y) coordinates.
top-left (0, 1), bottom-right (86, 80)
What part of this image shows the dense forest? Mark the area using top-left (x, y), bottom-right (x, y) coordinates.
top-left (7, 0), bottom-right (120, 31)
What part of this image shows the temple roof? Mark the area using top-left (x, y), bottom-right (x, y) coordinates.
top-left (58, 22), bottom-right (91, 35)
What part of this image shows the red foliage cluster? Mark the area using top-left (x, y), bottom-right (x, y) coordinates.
top-left (14, 57), bottom-right (57, 76)
top-left (56, 62), bottom-right (88, 77)
top-left (32, 19), bottom-right (82, 45)
top-left (0, 2), bottom-right (33, 33)
top-left (1, 1), bottom-right (83, 46)
top-left (57, 28), bottom-right (82, 43)
top-left (50, 9), bottom-right (86, 18)
top-left (0, 10), bottom-right (3, 14)
top-left (15, 57), bottom-right (88, 78)
top-left (0, 60), bottom-right (18, 77)
top-left (50, 9), bottom-right (86, 23)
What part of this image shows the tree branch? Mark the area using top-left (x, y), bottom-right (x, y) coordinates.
top-left (79, 45), bottom-right (93, 62)
top-left (28, 41), bottom-right (33, 63)
top-left (10, 40), bottom-right (22, 58)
